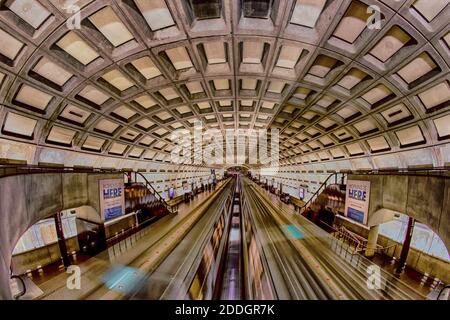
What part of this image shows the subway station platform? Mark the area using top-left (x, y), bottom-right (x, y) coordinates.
top-left (11, 181), bottom-right (224, 299)
top-left (2, 170), bottom-right (449, 301)
top-left (0, 0), bottom-right (449, 302)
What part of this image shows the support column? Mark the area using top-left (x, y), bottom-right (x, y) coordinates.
top-left (124, 172), bottom-right (132, 184)
top-left (365, 225), bottom-right (379, 258)
top-left (395, 216), bottom-right (415, 276)
top-left (54, 212), bottom-right (70, 269)
top-left (96, 223), bottom-right (107, 253)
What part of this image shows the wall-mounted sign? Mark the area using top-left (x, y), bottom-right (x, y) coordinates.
top-left (344, 180), bottom-right (371, 225)
top-left (99, 179), bottom-right (125, 221)
top-left (299, 187), bottom-right (305, 200)
top-left (182, 181), bottom-right (191, 194)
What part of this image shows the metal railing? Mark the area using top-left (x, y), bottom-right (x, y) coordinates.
top-left (333, 225), bottom-right (368, 249)
top-left (324, 222), bottom-right (366, 267)
top-left (0, 164), bottom-right (121, 178)
top-left (106, 219), bottom-right (156, 259)
top-left (124, 171), bottom-right (174, 213)
top-left (298, 167), bottom-right (450, 214)
top-left (437, 284), bottom-right (450, 300)
top-left (300, 172), bottom-right (346, 214)
top-left (320, 221), bottom-right (391, 268)
top-left (327, 222), bottom-right (405, 270)
top-left (10, 274), bottom-right (26, 300)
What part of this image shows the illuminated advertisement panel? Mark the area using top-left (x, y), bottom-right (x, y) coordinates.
top-left (299, 187), bottom-right (305, 200)
top-left (100, 179), bottom-right (125, 221)
top-left (344, 180), bottom-right (371, 225)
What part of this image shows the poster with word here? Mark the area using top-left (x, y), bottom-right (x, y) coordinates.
top-left (100, 179), bottom-right (125, 221)
top-left (344, 180), bottom-right (371, 225)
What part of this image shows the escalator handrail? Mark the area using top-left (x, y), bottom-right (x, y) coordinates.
top-left (124, 172), bottom-right (172, 212)
top-left (437, 284), bottom-right (450, 300)
top-left (300, 172), bottom-right (345, 213)
top-left (10, 275), bottom-right (26, 300)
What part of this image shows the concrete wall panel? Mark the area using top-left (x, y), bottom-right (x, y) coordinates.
top-left (0, 256), bottom-right (10, 300)
top-left (406, 176), bottom-right (445, 237)
top-left (62, 173), bottom-right (88, 209)
top-left (25, 174), bottom-right (63, 223)
top-left (0, 172), bottom-right (122, 299)
top-left (347, 174), bottom-right (449, 251)
top-left (0, 175), bottom-right (29, 299)
top-left (438, 179), bottom-right (450, 254)
top-left (382, 175), bottom-right (408, 213)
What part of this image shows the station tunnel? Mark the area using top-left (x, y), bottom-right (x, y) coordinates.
top-left (0, 0), bottom-right (449, 301)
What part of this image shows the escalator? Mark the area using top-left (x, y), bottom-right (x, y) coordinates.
top-left (215, 177), bottom-right (244, 300)
top-left (125, 178), bottom-right (236, 300)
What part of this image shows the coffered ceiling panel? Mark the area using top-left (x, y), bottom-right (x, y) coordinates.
top-left (0, 0), bottom-right (448, 169)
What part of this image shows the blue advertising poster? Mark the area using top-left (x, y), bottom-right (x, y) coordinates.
top-left (347, 207), bottom-right (365, 224)
top-left (100, 179), bottom-right (125, 221)
top-left (344, 180), bottom-right (371, 225)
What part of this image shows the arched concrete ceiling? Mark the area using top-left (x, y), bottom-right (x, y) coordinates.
top-left (0, 0), bottom-right (449, 169)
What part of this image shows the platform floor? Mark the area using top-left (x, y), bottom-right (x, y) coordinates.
top-left (13, 181), bottom-right (443, 300)
top-left (14, 183), bottom-right (224, 299)
top-left (260, 187), bottom-right (443, 299)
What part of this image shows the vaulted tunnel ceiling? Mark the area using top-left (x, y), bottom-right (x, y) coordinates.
top-left (0, 0), bottom-right (449, 169)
